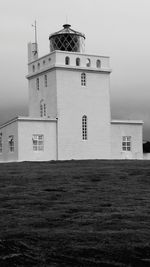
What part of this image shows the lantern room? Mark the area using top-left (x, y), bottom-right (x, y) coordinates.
top-left (49, 24), bottom-right (85, 53)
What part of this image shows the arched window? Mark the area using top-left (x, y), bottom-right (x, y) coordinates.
top-left (38, 62), bottom-right (40, 69)
top-left (65, 56), bottom-right (70, 65)
top-left (40, 101), bottom-right (43, 117)
top-left (86, 58), bottom-right (91, 67)
top-left (82, 115), bottom-right (87, 140)
top-left (96, 59), bottom-right (101, 68)
top-left (76, 57), bottom-right (80, 66)
top-left (32, 65), bottom-right (35, 72)
top-left (36, 78), bottom-right (39, 90)
top-left (8, 135), bottom-right (14, 152)
top-left (81, 73), bottom-right (86, 86)
top-left (40, 100), bottom-right (47, 117)
top-left (44, 75), bottom-right (47, 87)
top-left (44, 103), bottom-right (46, 117)
top-left (43, 60), bottom-right (45, 65)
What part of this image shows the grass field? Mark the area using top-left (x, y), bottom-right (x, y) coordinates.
top-left (0, 160), bottom-right (150, 266)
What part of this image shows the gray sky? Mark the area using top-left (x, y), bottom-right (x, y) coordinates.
top-left (0, 0), bottom-right (150, 139)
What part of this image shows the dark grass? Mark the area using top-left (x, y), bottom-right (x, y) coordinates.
top-left (0, 160), bottom-right (150, 266)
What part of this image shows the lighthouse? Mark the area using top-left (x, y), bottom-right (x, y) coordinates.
top-left (0, 24), bottom-right (143, 162)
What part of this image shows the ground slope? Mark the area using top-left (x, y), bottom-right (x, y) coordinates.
top-left (0, 160), bottom-right (150, 266)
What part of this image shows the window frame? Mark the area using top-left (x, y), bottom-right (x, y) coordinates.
top-left (8, 135), bottom-right (14, 153)
top-left (81, 73), bottom-right (86, 86)
top-left (32, 134), bottom-right (44, 151)
top-left (82, 115), bottom-right (87, 140)
top-left (36, 77), bottom-right (39, 90)
top-left (44, 74), bottom-right (47, 87)
top-left (86, 58), bottom-right (91, 67)
top-left (40, 100), bottom-right (46, 117)
top-left (40, 102), bottom-right (43, 117)
top-left (65, 56), bottom-right (70, 65)
top-left (76, 57), bottom-right (80, 66)
top-left (122, 136), bottom-right (131, 151)
top-left (44, 103), bottom-right (46, 117)
top-left (96, 59), bottom-right (101, 68)
top-left (37, 62), bottom-right (40, 69)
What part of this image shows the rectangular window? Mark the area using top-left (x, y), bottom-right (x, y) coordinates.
top-left (122, 136), bottom-right (131, 151)
top-left (81, 73), bottom-right (86, 86)
top-left (40, 104), bottom-right (43, 117)
top-left (0, 133), bottom-right (2, 153)
top-left (8, 135), bottom-right (14, 152)
top-left (82, 115), bottom-right (87, 140)
top-left (36, 77), bottom-right (39, 90)
top-left (44, 75), bottom-right (47, 87)
top-left (44, 103), bottom-right (46, 116)
top-left (32, 134), bottom-right (44, 151)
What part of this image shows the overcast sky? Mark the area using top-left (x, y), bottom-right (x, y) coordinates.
top-left (0, 0), bottom-right (150, 139)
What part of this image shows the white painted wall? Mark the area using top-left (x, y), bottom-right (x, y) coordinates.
top-left (55, 50), bottom-right (110, 69)
top-left (111, 122), bottom-right (143, 159)
top-left (18, 119), bottom-right (57, 161)
top-left (0, 120), bottom-right (18, 162)
top-left (56, 67), bottom-right (111, 160)
top-left (0, 118), bottom-right (57, 162)
top-left (27, 50), bottom-right (112, 160)
top-left (28, 70), bottom-right (57, 118)
top-left (26, 50), bottom-right (144, 161)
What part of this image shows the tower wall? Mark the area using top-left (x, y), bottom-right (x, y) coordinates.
top-left (55, 56), bottom-right (111, 160)
top-left (27, 50), bottom-right (112, 160)
top-left (28, 69), bottom-right (57, 118)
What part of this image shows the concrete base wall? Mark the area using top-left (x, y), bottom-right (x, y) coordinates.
top-left (111, 122), bottom-right (143, 159)
top-left (0, 118), bottom-right (57, 162)
top-left (18, 120), bottom-right (57, 161)
top-left (0, 120), bottom-right (18, 162)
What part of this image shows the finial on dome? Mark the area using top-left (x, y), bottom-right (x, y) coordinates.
top-left (63, 24), bottom-right (71, 29)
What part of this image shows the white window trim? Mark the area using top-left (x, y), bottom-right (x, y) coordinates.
top-left (82, 115), bottom-right (87, 140)
top-left (8, 135), bottom-right (14, 153)
top-left (81, 73), bottom-right (86, 86)
top-left (44, 74), bottom-right (47, 87)
top-left (40, 100), bottom-right (46, 117)
top-left (32, 134), bottom-right (44, 151)
top-left (86, 58), bottom-right (91, 67)
top-left (36, 77), bottom-right (39, 90)
top-left (65, 56), bottom-right (70, 65)
top-left (122, 136), bottom-right (131, 151)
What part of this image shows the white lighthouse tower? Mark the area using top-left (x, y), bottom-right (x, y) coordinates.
top-left (27, 24), bottom-right (112, 160)
top-left (0, 24), bottom-right (143, 162)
